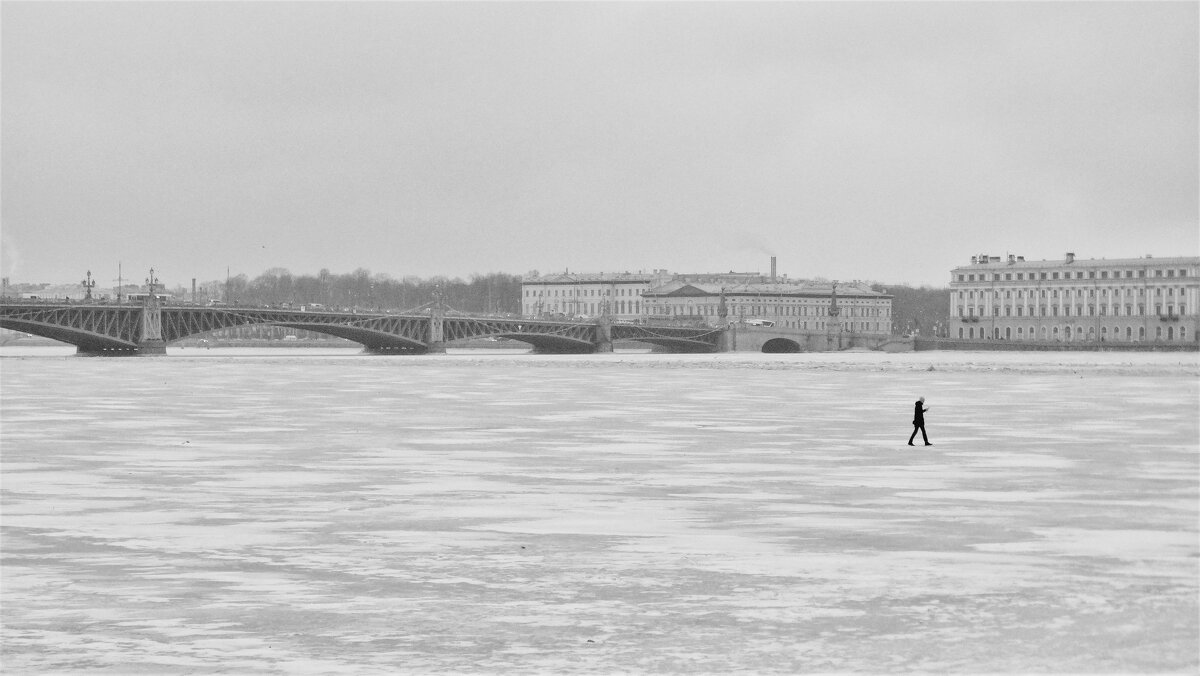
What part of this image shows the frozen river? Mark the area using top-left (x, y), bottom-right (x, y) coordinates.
top-left (2, 348), bottom-right (1197, 673)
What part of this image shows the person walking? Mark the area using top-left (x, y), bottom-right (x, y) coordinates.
top-left (908, 396), bottom-right (931, 446)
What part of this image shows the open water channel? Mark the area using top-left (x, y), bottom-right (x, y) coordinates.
top-left (1, 347), bottom-right (1197, 673)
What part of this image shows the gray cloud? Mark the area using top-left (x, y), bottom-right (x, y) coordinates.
top-left (2, 2), bottom-right (1196, 288)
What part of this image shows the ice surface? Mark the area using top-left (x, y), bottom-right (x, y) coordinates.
top-left (1, 347), bottom-right (1196, 673)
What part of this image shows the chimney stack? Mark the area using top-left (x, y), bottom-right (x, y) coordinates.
top-left (770, 256), bottom-right (777, 283)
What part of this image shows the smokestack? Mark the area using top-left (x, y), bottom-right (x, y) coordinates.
top-left (770, 256), bottom-right (777, 283)
top-left (191, 278), bottom-right (196, 303)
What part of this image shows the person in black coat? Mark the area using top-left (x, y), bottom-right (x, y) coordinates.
top-left (908, 396), bottom-right (931, 446)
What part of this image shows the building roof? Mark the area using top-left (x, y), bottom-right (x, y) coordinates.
top-left (521, 271), bottom-right (670, 284)
top-left (644, 279), bottom-right (888, 299)
top-left (953, 254), bottom-right (1199, 272)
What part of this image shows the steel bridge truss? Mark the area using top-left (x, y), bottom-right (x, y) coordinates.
top-left (160, 308), bottom-right (431, 352)
top-left (0, 304), bottom-right (143, 352)
top-left (443, 317), bottom-right (600, 353)
top-left (1, 303), bottom-right (724, 354)
top-left (611, 324), bottom-right (722, 352)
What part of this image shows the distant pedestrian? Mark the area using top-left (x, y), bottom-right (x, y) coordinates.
top-left (908, 396), bottom-right (931, 446)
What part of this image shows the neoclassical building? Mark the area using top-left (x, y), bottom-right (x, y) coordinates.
top-left (520, 270), bottom-right (675, 320)
top-left (948, 253), bottom-right (1199, 343)
top-left (641, 279), bottom-right (893, 336)
top-left (520, 269), bottom-right (893, 337)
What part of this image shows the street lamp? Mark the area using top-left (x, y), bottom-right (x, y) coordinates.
top-left (81, 270), bottom-right (95, 301)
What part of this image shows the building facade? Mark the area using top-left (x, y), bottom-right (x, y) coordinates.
top-left (520, 270), bottom-right (675, 320)
top-left (521, 267), bottom-right (894, 337)
top-left (948, 253), bottom-right (1199, 343)
top-left (641, 279), bottom-right (893, 335)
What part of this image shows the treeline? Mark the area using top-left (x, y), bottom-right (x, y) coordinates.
top-left (174, 268), bottom-right (522, 314)
top-left (873, 284), bottom-right (951, 337)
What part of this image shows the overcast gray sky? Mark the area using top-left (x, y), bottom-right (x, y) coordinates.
top-left (2, 1), bottom-right (1197, 289)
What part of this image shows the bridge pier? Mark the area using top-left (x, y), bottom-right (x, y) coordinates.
top-left (76, 346), bottom-right (141, 356)
top-left (134, 340), bottom-right (168, 355)
top-left (594, 316), bottom-right (613, 353)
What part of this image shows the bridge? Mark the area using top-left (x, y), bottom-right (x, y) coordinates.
top-left (0, 301), bottom-right (726, 355)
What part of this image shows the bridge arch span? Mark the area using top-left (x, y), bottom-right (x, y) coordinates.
top-left (0, 317), bottom-right (139, 353)
top-left (0, 306), bottom-right (143, 354)
top-left (492, 333), bottom-right (594, 354)
top-left (761, 337), bottom-right (802, 353)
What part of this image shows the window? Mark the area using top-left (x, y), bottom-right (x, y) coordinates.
top-left (957, 274), bottom-right (964, 282)
top-left (1040, 272), bottom-right (1048, 280)
top-left (1052, 273), bottom-right (1059, 280)
top-left (1017, 273), bottom-right (1024, 280)
top-left (1005, 273), bottom-right (1012, 281)
top-left (1101, 271), bottom-right (1108, 279)
top-left (1089, 271), bottom-right (1095, 279)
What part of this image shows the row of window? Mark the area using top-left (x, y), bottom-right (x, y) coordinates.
top-left (957, 304), bottom-right (1187, 317)
top-left (524, 287), bottom-right (648, 298)
top-left (647, 303), bottom-right (889, 318)
top-left (957, 268), bottom-right (1190, 282)
top-left (959, 286), bottom-right (1189, 299)
top-left (524, 301), bottom-right (643, 316)
top-left (959, 325), bottom-right (1189, 341)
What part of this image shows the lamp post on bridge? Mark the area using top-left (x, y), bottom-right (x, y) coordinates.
top-left (595, 294), bottom-right (613, 353)
top-left (828, 280), bottom-right (842, 350)
top-left (81, 270), bottom-right (95, 301)
top-left (138, 268), bottom-right (167, 355)
top-left (427, 283), bottom-right (447, 353)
